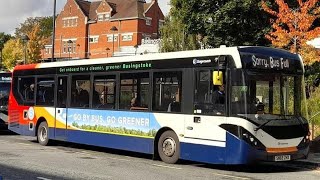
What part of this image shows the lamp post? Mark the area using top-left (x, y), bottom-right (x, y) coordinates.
top-left (52, 0), bottom-right (56, 62)
top-left (21, 35), bottom-right (30, 64)
top-left (134, 44), bottom-right (138, 55)
top-left (110, 26), bottom-right (118, 56)
top-left (67, 40), bottom-right (73, 60)
top-left (106, 47), bottom-right (110, 57)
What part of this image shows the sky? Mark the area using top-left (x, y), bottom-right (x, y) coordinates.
top-left (0, 0), bottom-right (170, 35)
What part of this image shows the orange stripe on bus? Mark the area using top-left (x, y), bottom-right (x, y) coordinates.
top-left (266, 147), bottom-right (298, 153)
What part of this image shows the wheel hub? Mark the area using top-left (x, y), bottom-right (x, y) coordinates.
top-left (40, 127), bottom-right (47, 142)
top-left (162, 138), bottom-right (176, 157)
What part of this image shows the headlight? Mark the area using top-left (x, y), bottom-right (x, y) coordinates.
top-left (241, 129), bottom-right (265, 150)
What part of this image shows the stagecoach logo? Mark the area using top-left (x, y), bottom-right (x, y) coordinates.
top-left (28, 107), bottom-right (35, 120)
top-left (193, 58), bottom-right (212, 65)
top-left (278, 142), bottom-right (289, 146)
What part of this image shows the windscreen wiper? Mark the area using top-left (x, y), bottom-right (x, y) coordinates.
top-left (254, 119), bottom-right (276, 132)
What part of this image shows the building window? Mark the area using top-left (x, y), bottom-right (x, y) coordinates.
top-left (45, 48), bottom-right (51, 54)
top-left (98, 13), bottom-right (110, 21)
top-left (107, 35), bottom-right (118, 42)
top-left (146, 17), bottom-right (152, 26)
top-left (98, 14), bottom-right (104, 21)
top-left (122, 34), bottom-right (133, 41)
top-left (105, 13), bottom-right (110, 20)
top-left (62, 17), bottom-right (78, 27)
top-left (89, 36), bottom-right (99, 43)
top-left (63, 40), bottom-right (77, 54)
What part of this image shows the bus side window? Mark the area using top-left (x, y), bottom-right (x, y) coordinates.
top-left (36, 77), bottom-right (55, 106)
top-left (93, 75), bottom-right (116, 109)
top-left (119, 72), bottom-right (149, 111)
top-left (70, 75), bottom-right (90, 108)
top-left (153, 71), bottom-right (182, 113)
top-left (194, 70), bottom-right (225, 115)
top-left (18, 77), bottom-right (35, 105)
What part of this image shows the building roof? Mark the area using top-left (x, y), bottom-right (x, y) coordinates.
top-left (75, 0), bottom-right (156, 21)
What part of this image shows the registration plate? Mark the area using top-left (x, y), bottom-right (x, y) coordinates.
top-left (275, 155), bottom-right (291, 161)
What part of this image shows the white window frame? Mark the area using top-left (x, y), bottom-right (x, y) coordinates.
top-left (146, 17), bottom-right (152, 26)
top-left (62, 39), bottom-right (77, 54)
top-left (89, 36), bottom-right (99, 43)
top-left (122, 33), bottom-right (133, 42)
top-left (62, 17), bottom-right (78, 27)
top-left (98, 14), bottom-right (104, 21)
top-left (107, 34), bottom-right (118, 42)
top-left (105, 13), bottom-right (110, 21)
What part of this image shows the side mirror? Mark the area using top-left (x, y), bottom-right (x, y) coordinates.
top-left (213, 71), bottom-right (223, 85)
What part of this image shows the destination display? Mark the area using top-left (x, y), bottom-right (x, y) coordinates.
top-left (241, 53), bottom-right (302, 73)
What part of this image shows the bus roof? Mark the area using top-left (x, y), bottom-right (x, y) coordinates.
top-left (14, 47), bottom-right (242, 70)
top-left (13, 46), bottom-right (302, 71)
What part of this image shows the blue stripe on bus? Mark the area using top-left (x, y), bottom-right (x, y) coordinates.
top-left (12, 125), bottom-right (261, 164)
top-left (180, 142), bottom-right (226, 164)
top-left (225, 132), bottom-right (253, 164)
top-left (181, 133), bottom-right (257, 164)
top-left (9, 125), bottom-right (36, 137)
top-left (64, 129), bottom-right (154, 154)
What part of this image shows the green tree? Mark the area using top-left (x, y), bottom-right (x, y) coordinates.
top-left (26, 24), bottom-right (44, 64)
top-left (2, 39), bottom-right (23, 70)
top-left (15, 16), bottom-right (53, 39)
top-left (14, 16), bottom-right (53, 64)
top-left (0, 33), bottom-right (12, 49)
top-left (206, 0), bottom-right (271, 47)
top-left (164, 0), bottom-right (271, 50)
top-left (160, 16), bottom-right (199, 52)
top-left (0, 33), bottom-right (12, 69)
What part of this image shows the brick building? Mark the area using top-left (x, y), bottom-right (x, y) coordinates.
top-left (42, 0), bottom-right (164, 60)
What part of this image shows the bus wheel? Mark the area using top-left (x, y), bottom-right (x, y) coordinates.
top-left (37, 121), bottom-right (49, 146)
top-left (158, 130), bottom-right (180, 164)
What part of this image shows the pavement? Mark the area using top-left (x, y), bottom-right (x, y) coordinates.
top-left (292, 141), bottom-right (320, 169)
top-left (293, 153), bottom-right (320, 169)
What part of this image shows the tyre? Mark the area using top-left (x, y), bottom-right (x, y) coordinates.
top-left (158, 130), bottom-right (180, 164)
top-left (37, 121), bottom-right (50, 146)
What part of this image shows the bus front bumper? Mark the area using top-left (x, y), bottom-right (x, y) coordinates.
top-left (252, 146), bottom-right (309, 163)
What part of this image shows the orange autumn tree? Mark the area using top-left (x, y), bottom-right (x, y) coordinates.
top-left (262, 0), bottom-right (320, 65)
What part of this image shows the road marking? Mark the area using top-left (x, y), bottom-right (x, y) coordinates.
top-left (212, 173), bottom-right (250, 180)
top-left (37, 177), bottom-right (52, 180)
top-left (152, 164), bottom-right (182, 170)
top-left (17, 143), bottom-right (31, 146)
top-left (107, 157), bottom-right (131, 162)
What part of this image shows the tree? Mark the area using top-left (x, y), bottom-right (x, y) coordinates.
top-left (2, 39), bottom-right (23, 70)
top-left (15, 16), bottom-right (53, 39)
top-left (165, 0), bottom-right (271, 50)
top-left (14, 16), bottom-right (53, 64)
top-left (26, 24), bottom-right (44, 63)
top-left (160, 16), bottom-right (199, 52)
top-left (0, 33), bottom-right (12, 69)
top-left (206, 0), bottom-right (271, 47)
top-left (262, 0), bottom-right (320, 65)
top-left (0, 33), bottom-right (12, 49)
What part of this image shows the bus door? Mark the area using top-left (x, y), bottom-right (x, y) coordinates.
top-left (55, 76), bottom-right (68, 140)
top-left (184, 69), bottom-right (227, 163)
